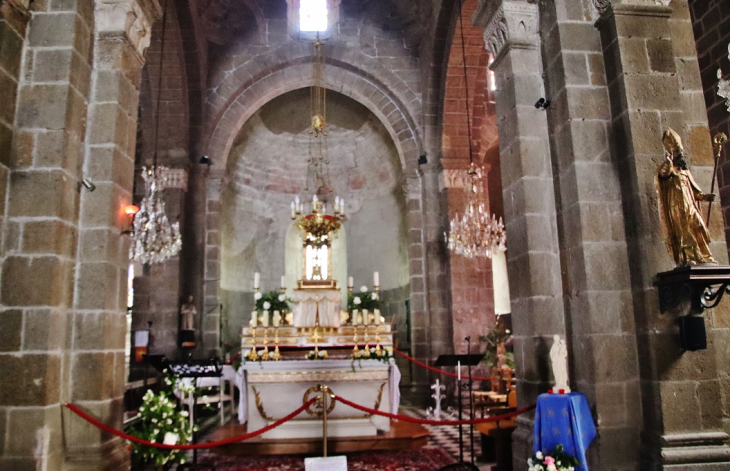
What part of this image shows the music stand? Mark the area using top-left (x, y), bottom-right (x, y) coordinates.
top-left (150, 357), bottom-right (221, 471)
top-left (435, 351), bottom-right (482, 470)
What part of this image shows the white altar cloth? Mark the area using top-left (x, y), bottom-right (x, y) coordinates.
top-left (237, 359), bottom-right (400, 438)
top-left (291, 289), bottom-right (342, 327)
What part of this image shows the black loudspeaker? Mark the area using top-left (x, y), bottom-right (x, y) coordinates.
top-left (678, 315), bottom-right (707, 351)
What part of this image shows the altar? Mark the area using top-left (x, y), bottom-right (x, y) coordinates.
top-left (237, 359), bottom-right (400, 439)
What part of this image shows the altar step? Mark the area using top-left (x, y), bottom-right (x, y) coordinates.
top-left (209, 419), bottom-right (429, 457)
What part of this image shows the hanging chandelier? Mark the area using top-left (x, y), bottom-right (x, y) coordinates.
top-left (130, 166), bottom-right (183, 264)
top-left (445, 0), bottom-right (506, 259)
top-left (289, 32), bottom-right (345, 238)
top-left (447, 164), bottom-right (506, 258)
top-left (129, 0), bottom-right (182, 264)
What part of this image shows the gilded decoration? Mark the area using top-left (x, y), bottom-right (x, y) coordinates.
top-left (303, 385), bottom-right (337, 417)
top-left (251, 386), bottom-right (276, 421)
top-left (656, 129), bottom-right (716, 266)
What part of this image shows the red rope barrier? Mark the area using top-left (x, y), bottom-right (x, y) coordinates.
top-left (393, 349), bottom-right (491, 382)
top-left (64, 399), bottom-right (316, 450)
top-left (225, 351), bottom-right (241, 365)
top-left (333, 394), bottom-right (535, 426)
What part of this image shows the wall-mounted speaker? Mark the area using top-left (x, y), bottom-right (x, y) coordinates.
top-left (678, 315), bottom-right (706, 351)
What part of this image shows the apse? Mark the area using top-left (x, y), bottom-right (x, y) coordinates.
top-left (219, 88), bottom-right (410, 350)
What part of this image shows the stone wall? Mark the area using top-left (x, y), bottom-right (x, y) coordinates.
top-left (688, 0), bottom-right (730, 257)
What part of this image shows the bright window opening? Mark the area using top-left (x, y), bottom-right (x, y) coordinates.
top-left (300, 0), bottom-right (328, 32)
top-left (489, 57), bottom-right (496, 92)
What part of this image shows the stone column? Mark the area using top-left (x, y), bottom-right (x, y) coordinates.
top-left (202, 170), bottom-right (224, 356)
top-left (474, 0), bottom-right (568, 464)
top-left (0, 0), bottom-right (95, 467)
top-left (65, 1), bottom-right (159, 469)
top-left (596, 0), bottom-right (730, 468)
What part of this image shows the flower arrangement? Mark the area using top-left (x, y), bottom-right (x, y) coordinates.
top-left (353, 346), bottom-right (392, 362)
top-left (127, 389), bottom-right (193, 466)
top-left (480, 328), bottom-right (515, 369)
top-left (527, 445), bottom-right (579, 471)
top-left (255, 290), bottom-right (291, 313)
top-left (347, 287), bottom-right (380, 312)
top-left (307, 349), bottom-right (329, 360)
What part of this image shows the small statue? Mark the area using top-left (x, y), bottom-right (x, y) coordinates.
top-left (180, 295), bottom-right (196, 331)
top-left (656, 128), bottom-right (716, 266)
top-left (549, 335), bottom-right (570, 393)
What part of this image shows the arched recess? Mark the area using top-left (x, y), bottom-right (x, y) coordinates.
top-left (203, 48), bottom-right (423, 174)
top-left (203, 62), bottom-right (424, 359)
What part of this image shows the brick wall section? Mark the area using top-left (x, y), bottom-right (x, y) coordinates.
top-left (688, 0), bottom-right (730, 256)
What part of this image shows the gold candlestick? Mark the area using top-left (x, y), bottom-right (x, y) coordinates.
top-left (248, 327), bottom-right (259, 361)
top-left (353, 325), bottom-right (359, 353)
top-left (261, 327), bottom-right (270, 361)
top-left (272, 327), bottom-right (282, 361)
top-left (363, 325), bottom-right (370, 350)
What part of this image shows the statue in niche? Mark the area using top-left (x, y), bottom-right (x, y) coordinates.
top-left (549, 335), bottom-right (570, 393)
top-left (656, 128), bottom-right (716, 266)
top-left (179, 295), bottom-right (196, 354)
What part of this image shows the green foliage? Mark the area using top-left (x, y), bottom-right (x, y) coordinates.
top-left (527, 444), bottom-right (580, 471)
top-left (479, 329), bottom-right (515, 369)
top-left (347, 288), bottom-right (380, 312)
top-left (127, 389), bottom-right (192, 466)
top-left (255, 290), bottom-right (291, 313)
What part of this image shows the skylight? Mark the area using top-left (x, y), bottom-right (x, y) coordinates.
top-left (300, 0), bottom-right (328, 32)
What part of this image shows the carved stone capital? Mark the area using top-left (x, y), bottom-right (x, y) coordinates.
top-left (477, 2), bottom-right (538, 63)
top-left (95, 0), bottom-right (162, 57)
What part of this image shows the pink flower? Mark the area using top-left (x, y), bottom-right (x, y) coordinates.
top-left (544, 456), bottom-right (555, 465)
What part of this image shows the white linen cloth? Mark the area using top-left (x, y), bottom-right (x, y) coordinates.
top-left (236, 359), bottom-right (401, 424)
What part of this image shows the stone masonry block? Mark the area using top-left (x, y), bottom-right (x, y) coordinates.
top-left (0, 309), bottom-right (22, 352)
top-left (8, 169), bottom-right (77, 220)
top-left (15, 84), bottom-right (70, 129)
top-left (71, 352), bottom-right (115, 401)
top-left (647, 39), bottom-right (675, 73)
top-left (623, 73), bottom-right (681, 111)
top-left (31, 48), bottom-right (73, 83)
top-left (1, 256), bottom-right (64, 307)
top-left (22, 219), bottom-right (76, 256)
top-left (0, 353), bottom-right (60, 406)
top-left (660, 380), bottom-right (701, 433)
top-left (75, 262), bottom-right (119, 311)
top-left (22, 309), bottom-right (66, 351)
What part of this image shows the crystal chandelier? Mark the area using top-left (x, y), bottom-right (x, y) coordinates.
top-left (719, 43), bottom-right (730, 112)
top-left (445, 0), bottom-right (506, 259)
top-left (129, 0), bottom-right (182, 264)
top-left (446, 164), bottom-right (506, 258)
top-left (130, 166), bottom-right (183, 264)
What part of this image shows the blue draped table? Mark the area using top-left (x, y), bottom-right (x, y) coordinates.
top-left (533, 392), bottom-right (596, 471)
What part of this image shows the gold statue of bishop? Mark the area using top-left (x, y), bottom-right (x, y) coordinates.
top-left (657, 128), bottom-right (716, 266)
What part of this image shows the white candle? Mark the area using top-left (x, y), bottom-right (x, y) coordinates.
top-left (262, 310), bottom-right (269, 327)
top-left (363, 309), bottom-right (369, 325)
top-left (295, 195), bottom-right (300, 205)
top-left (313, 194), bottom-right (317, 203)
top-left (290, 201), bottom-right (296, 218)
top-left (280, 276), bottom-right (286, 288)
top-left (254, 272), bottom-right (260, 289)
top-left (373, 271), bottom-right (379, 286)
top-left (273, 310), bottom-right (281, 327)
top-left (340, 199), bottom-right (345, 213)
top-left (250, 310), bottom-right (257, 327)
top-left (374, 308), bottom-right (381, 325)
top-left (348, 276), bottom-right (354, 288)
top-left (457, 361), bottom-right (461, 381)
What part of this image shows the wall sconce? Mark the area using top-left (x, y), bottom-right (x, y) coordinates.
top-left (122, 204), bottom-right (140, 235)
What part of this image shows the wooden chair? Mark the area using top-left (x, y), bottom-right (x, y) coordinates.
top-left (475, 388), bottom-right (517, 471)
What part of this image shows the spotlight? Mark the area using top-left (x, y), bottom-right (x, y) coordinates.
top-left (534, 98), bottom-right (551, 110)
top-left (418, 154), bottom-right (428, 165)
top-left (80, 178), bottom-right (96, 192)
top-left (199, 155), bottom-right (211, 165)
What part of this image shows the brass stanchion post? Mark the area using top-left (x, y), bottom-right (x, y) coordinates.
top-left (320, 385), bottom-right (329, 457)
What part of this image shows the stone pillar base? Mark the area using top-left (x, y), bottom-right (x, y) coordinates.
top-left (661, 432), bottom-right (730, 470)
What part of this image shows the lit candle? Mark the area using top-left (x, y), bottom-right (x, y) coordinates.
top-left (290, 201), bottom-right (296, 218)
top-left (373, 271), bottom-right (379, 286)
top-left (254, 272), bottom-right (260, 289)
top-left (273, 310), bottom-right (281, 327)
top-left (280, 275), bottom-right (285, 288)
top-left (250, 310), bottom-right (257, 327)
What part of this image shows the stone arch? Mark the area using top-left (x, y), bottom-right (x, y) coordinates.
top-left (204, 44), bottom-right (423, 173)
